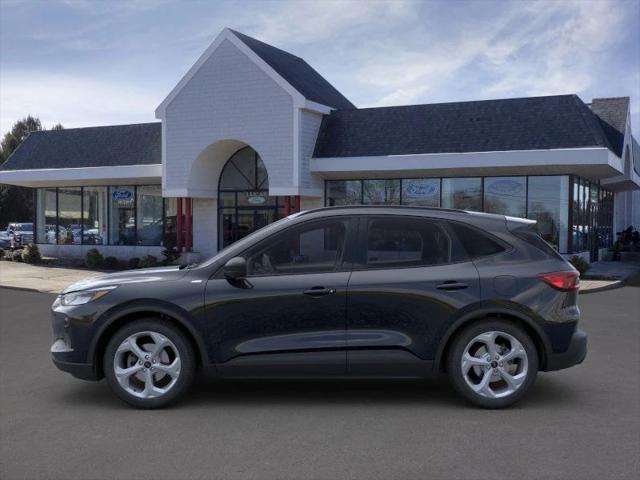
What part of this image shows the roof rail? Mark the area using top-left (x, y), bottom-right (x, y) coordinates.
top-left (297, 205), bottom-right (470, 217)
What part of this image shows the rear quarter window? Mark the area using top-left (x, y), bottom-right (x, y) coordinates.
top-left (447, 222), bottom-right (506, 259)
top-left (513, 228), bottom-right (564, 260)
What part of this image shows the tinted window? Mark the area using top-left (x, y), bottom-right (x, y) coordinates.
top-left (448, 222), bottom-right (505, 258)
top-left (365, 217), bottom-right (451, 268)
top-left (513, 228), bottom-right (563, 259)
top-left (247, 219), bottom-right (348, 276)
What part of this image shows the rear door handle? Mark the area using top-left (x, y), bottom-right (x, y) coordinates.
top-left (436, 281), bottom-right (468, 291)
top-left (303, 286), bottom-right (336, 297)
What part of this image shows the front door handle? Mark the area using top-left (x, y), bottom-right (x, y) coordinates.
top-left (303, 286), bottom-right (336, 297)
top-left (436, 281), bottom-right (468, 291)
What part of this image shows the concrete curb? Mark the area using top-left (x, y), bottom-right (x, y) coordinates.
top-left (579, 280), bottom-right (624, 295)
top-left (0, 285), bottom-right (48, 294)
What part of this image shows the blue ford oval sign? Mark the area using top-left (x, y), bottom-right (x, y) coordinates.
top-left (112, 189), bottom-right (133, 200)
top-left (406, 182), bottom-right (437, 196)
top-left (488, 180), bottom-right (523, 195)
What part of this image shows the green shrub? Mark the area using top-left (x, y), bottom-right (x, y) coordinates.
top-left (139, 255), bottom-right (158, 269)
top-left (128, 257), bottom-right (141, 269)
top-left (103, 256), bottom-right (119, 270)
top-left (12, 250), bottom-right (24, 262)
top-left (0, 249), bottom-right (5, 260)
top-left (22, 244), bottom-right (42, 264)
top-left (568, 255), bottom-right (590, 275)
top-left (85, 248), bottom-right (104, 268)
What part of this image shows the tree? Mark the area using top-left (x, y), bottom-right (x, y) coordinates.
top-left (0, 116), bottom-right (62, 228)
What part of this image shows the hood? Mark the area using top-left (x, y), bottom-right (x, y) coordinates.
top-left (61, 265), bottom-right (188, 294)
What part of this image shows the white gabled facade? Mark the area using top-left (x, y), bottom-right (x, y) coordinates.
top-left (155, 28), bottom-right (329, 200)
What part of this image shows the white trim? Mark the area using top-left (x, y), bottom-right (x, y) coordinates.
top-left (293, 107), bottom-right (300, 187)
top-left (0, 164), bottom-right (161, 188)
top-left (302, 100), bottom-right (333, 114)
top-left (156, 28), bottom-right (307, 118)
top-left (310, 147), bottom-right (623, 177)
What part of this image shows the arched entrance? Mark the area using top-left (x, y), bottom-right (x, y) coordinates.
top-left (218, 146), bottom-right (283, 248)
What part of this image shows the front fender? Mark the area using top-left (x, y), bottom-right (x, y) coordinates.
top-left (89, 299), bottom-right (210, 367)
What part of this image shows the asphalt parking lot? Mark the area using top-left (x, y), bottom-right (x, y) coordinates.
top-left (1, 282), bottom-right (639, 480)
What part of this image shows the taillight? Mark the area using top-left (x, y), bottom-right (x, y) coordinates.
top-left (539, 271), bottom-right (580, 291)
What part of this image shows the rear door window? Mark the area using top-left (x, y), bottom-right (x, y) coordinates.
top-left (363, 217), bottom-right (452, 268)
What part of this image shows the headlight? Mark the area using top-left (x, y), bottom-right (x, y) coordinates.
top-left (60, 286), bottom-right (118, 306)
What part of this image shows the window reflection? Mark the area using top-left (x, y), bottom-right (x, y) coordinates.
top-left (36, 188), bottom-right (57, 244)
top-left (326, 180), bottom-right (362, 205)
top-left (363, 179), bottom-right (400, 205)
top-left (442, 178), bottom-right (482, 210)
top-left (483, 177), bottom-right (526, 217)
top-left (57, 188), bottom-right (82, 245)
top-left (83, 187), bottom-right (107, 245)
top-left (527, 176), bottom-right (569, 252)
top-left (137, 185), bottom-right (163, 246)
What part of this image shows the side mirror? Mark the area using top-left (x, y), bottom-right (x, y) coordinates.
top-left (223, 256), bottom-right (247, 280)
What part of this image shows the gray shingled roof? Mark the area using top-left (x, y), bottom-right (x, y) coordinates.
top-left (313, 94), bottom-right (615, 158)
top-left (230, 29), bottom-right (355, 111)
top-left (590, 97), bottom-right (629, 157)
top-left (0, 122), bottom-right (161, 171)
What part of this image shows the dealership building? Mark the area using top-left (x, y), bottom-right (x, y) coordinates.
top-left (1, 28), bottom-right (638, 262)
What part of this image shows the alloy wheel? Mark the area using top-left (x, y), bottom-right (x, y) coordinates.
top-left (113, 331), bottom-right (181, 399)
top-left (461, 330), bottom-right (529, 399)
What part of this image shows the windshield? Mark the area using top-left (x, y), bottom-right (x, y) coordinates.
top-left (195, 214), bottom-right (299, 269)
top-left (12, 224), bottom-right (32, 231)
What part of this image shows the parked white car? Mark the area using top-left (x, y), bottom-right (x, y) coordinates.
top-left (5, 223), bottom-right (34, 249)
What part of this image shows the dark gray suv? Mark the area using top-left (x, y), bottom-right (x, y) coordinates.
top-left (51, 206), bottom-right (586, 409)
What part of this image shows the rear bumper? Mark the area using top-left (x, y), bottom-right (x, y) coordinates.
top-left (544, 329), bottom-right (587, 371)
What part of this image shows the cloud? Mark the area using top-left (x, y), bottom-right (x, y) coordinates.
top-left (0, 72), bottom-right (157, 132)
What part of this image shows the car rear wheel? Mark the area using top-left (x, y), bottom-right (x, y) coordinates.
top-left (103, 319), bottom-right (196, 408)
top-left (446, 320), bottom-right (538, 408)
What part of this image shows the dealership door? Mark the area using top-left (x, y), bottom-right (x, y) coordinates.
top-left (218, 146), bottom-right (283, 249)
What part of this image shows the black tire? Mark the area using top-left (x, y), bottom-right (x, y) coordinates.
top-left (446, 319), bottom-right (538, 409)
top-left (103, 318), bottom-right (196, 409)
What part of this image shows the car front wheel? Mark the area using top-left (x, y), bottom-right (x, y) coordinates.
top-left (446, 320), bottom-right (538, 408)
top-left (103, 319), bottom-right (196, 408)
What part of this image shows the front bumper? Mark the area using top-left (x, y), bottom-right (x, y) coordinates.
top-left (544, 329), bottom-right (587, 371)
top-left (51, 337), bottom-right (100, 380)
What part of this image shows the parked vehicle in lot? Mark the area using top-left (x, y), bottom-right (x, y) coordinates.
top-left (51, 206), bottom-right (586, 409)
top-left (5, 223), bottom-right (34, 249)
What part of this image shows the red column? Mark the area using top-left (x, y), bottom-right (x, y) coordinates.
top-left (176, 197), bottom-right (183, 252)
top-left (283, 196), bottom-right (291, 216)
top-left (185, 197), bottom-right (192, 252)
top-left (294, 195), bottom-right (301, 213)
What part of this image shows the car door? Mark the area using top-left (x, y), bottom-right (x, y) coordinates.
top-left (203, 216), bottom-right (356, 376)
top-left (346, 215), bottom-right (481, 376)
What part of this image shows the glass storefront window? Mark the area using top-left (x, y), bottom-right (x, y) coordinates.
top-left (57, 188), bottom-right (82, 245)
top-left (109, 186), bottom-right (136, 245)
top-left (363, 179), bottom-right (400, 205)
top-left (136, 185), bottom-right (163, 246)
top-left (326, 180), bottom-right (362, 206)
top-left (36, 188), bottom-right (57, 244)
top-left (483, 177), bottom-right (526, 217)
top-left (82, 187), bottom-right (107, 245)
top-left (442, 178), bottom-right (482, 211)
top-left (401, 179), bottom-right (440, 206)
top-left (527, 176), bottom-right (569, 253)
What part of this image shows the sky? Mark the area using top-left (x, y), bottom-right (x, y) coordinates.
top-left (1, 0), bottom-right (639, 138)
